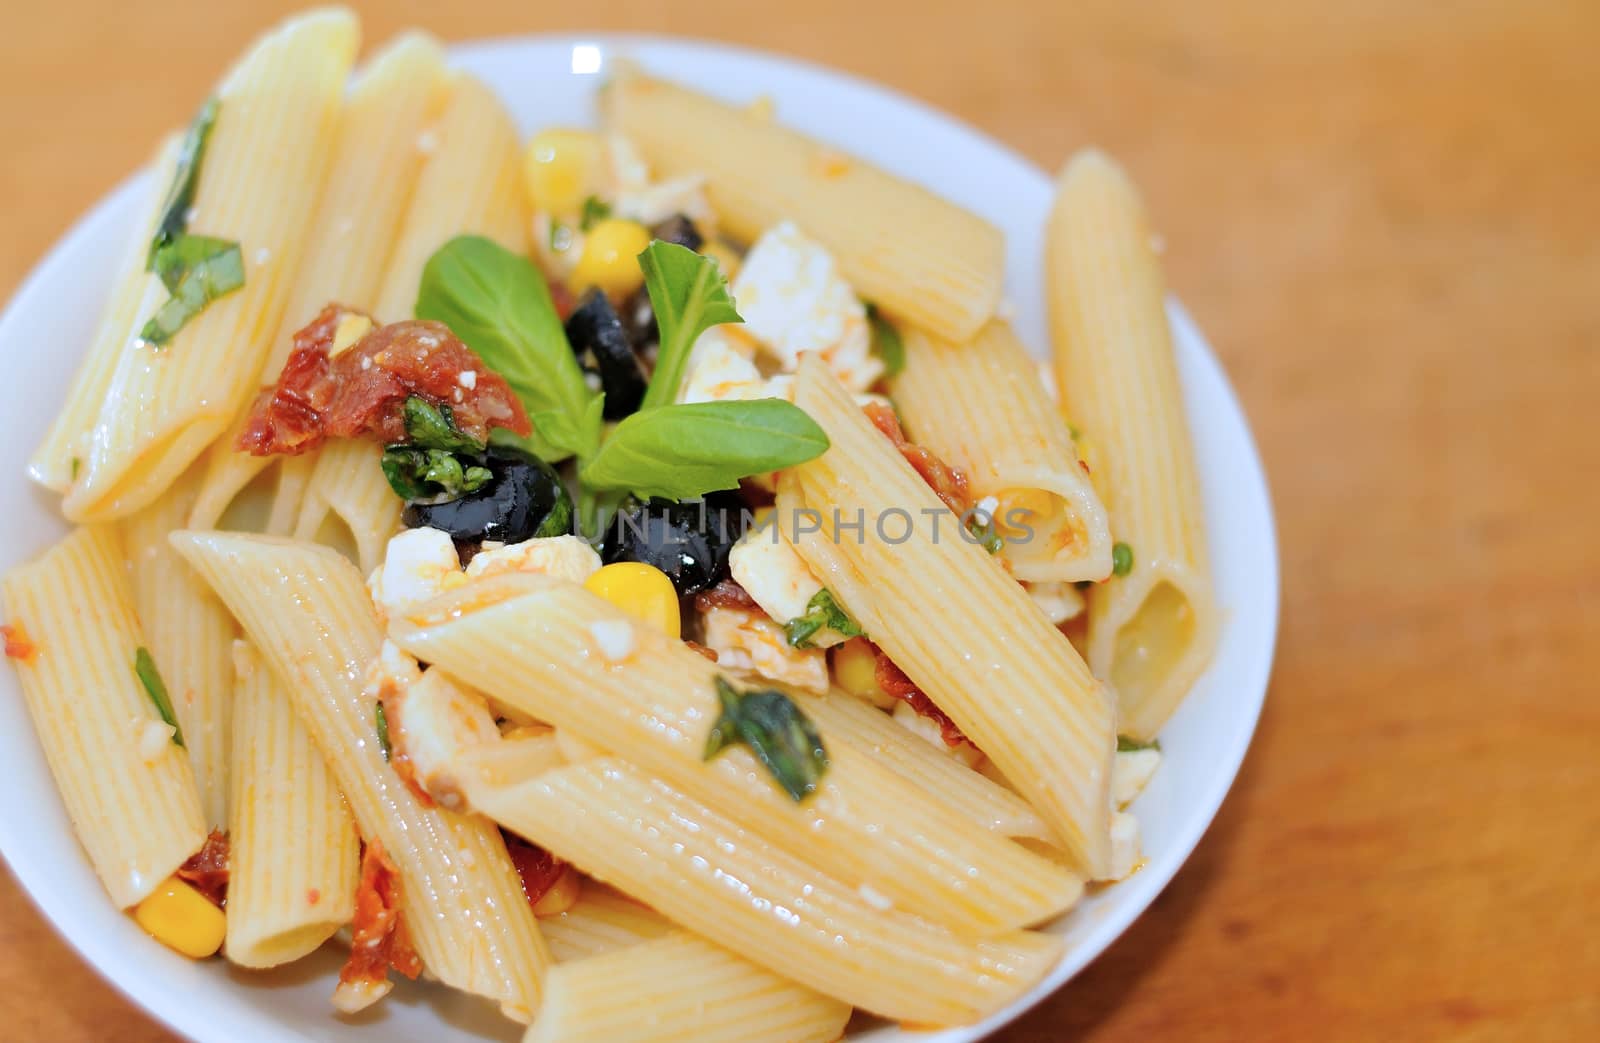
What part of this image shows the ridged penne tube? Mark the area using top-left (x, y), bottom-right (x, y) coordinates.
top-left (784, 355), bottom-right (1116, 877)
top-left (62, 10), bottom-right (358, 522)
top-left (226, 640), bottom-right (359, 968)
top-left (1046, 150), bottom-right (1218, 739)
top-left (292, 438), bottom-right (403, 574)
top-left (540, 885), bottom-right (673, 963)
top-left (30, 138), bottom-right (179, 492)
top-left (393, 576), bottom-right (1080, 934)
top-left (524, 931), bottom-right (853, 1043)
top-left (190, 32), bottom-right (450, 532)
top-left (471, 758), bottom-right (1063, 1026)
top-left (0, 527), bottom-right (206, 908)
top-left (170, 532), bottom-right (548, 1019)
top-left (123, 467), bottom-right (235, 827)
top-left (373, 72), bottom-right (529, 320)
top-left (604, 71), bottom-right (1003, 341)
top-left (796, 690), bottom-right (1051, 841)
top-left (891, 321), bottom-right (1113, 583)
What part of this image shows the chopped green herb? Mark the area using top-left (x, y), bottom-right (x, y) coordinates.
top-left (1066, 422), bottom-right (1083, 441)
top-left (401, 396), bottom-right (484, 454)
top-left (704, 677), bottom-right (828, 801)
top-left (1112, 541), bottom-right (1134, 577)
top-left (375, 701), bottom-right (392, 761)
top-left (966, 516), bottom-right (1004, 555)
top-left (133, 647), bottom-right (185, 748)
top-left (141, 100), bottom-right (245, 346)
top-left (380, 396), bottom-right (493, 500)
top-left (784, 588), bottom-right (863, 649)
top-left (864, 302), bottom-right (905, 377)
top-left (70, 457), bottom-right (80, 481)
top-left (579, 195), bottom-right (612, 230)
top-left (1117, 735), bottom-right (1161, 753)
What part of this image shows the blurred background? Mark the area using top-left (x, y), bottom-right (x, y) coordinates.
top-left (1, 1), bottom-right (1595, 1040)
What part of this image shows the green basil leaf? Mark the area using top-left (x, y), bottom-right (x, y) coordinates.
top-left (375, 701), bottom-right (392, 762)
top-left (150, 98), bottom-right (220, 258)
top-left (578, 399), bottom-right (829, 500)
top-left (864, 301), bottom-right (905, 377)
top-left (579, 195), bottom-right (612, 231)
top-left (133, 647), bottom-right (185, 748)
top-left (1117, 735), bottom-right (1161, 753)
top-left (401, 396), bottom-right (484, 454)
top-left (380, 446), bottom-right (492, 500)
top-left (636, 241), bottom-right (744, 411)
top-left (784, 589), bottom-right (863, 648)
top-left (415, 236), bottom-right (599, 461)
top-left (704, 677), bottom-right (828, 802)
top-left (141, 237), bottom-right (245, 346)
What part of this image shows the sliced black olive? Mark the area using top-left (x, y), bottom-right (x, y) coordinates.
top-left (403, 446), bottom-right (573, 545)
top-left (602, 491), bottom-right (748, 595)
top-left (617, 286), bottom-right (658, 362)
top-left (650, 213), bottom-right (704, 252)
top-left (564, 289), bottom-right (649, 420)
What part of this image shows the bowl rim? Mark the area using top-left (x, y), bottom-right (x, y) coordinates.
top-left (0, 30), bottom-right (1279, 1043)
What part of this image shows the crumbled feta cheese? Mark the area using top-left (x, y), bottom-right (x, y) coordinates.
top-left (1104, 811), bottom-right (1143, 880)
top-left (1025, 581), bottom-right (1086, 625)
top-left (387, 669), bottom-right (501, 808)
top-left (857, 883), bottom-right (894, 910)
top-left (1112, 747), bottom-right (1162, 808)
top-left (728, 525), bottom-right (850, 649)
top-left (723, 221), bottom-right (881, 392)
top-left (699, 605), bottom-right (828, 693)
top-left (458, 370), bottom-right (477, 390)
top-left (368, 527), bottom-right (462, 621)
top-left (137, 720), bottom-right (175, 763)
top-left (607, 134), bottom-right (717, 231)
top-left (679, 328), bottom-right (770, 404)
top-left (464, 535), bottom-right (602, 585)
top-left (589, 620), bottom-right (636, 662)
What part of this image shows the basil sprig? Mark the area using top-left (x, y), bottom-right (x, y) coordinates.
top-left (784, 588), bottom-right (863, 649)
top-left (864, 301), bottom-right (905, 377)
top-left (380, 396), bottom-right (494, 500)
top-left (417, 236), bottom-right (603, 462)
top-left (637, 240), bottom-right (744, 411)
top-left (140, 99), bottom-right (245, 346)
top-left (704, 677), bottom-right (828, 801)
top-left (133, 647), bottom-right (185, 748)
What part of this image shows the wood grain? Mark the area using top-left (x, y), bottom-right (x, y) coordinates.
top-left (2, 1), bottom-right (1597, 1040)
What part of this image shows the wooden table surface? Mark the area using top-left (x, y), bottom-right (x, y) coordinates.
top-left (2, 1), bottom-right (1596, 1040)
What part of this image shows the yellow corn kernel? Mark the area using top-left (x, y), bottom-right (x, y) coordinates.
top-left (523, 127), bottom-right (603, 217)
top-left (831, 638), bottom-right (895, 709)
top-left (583, 561), bottom-right (681, 639)
top-left (570, 218), bottom-right (651, 298)
top-left (702, 238), bottom-right (742, 281)
top-left (998, 487), bottom-right (1058, 535)
top-left (532, 866), bottom-right (583, 917)
top-left (134, 877), bottom-right (225, 959)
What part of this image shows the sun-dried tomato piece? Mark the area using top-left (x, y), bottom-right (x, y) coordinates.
top-left (692, 578), bottom-right (759, 614)
top-left (238, 304), bottom-right (531, 456)
top-left (872, 643), bottom-right (969, 747)
top-left (1, 623), bottom-right (37, 662)
top-left (503, 832), bottom-right (567, 911)
top-left (339, 840), bottom-right (421, 993)
top-left (176, 830), bottom-right (230, 908)
top-left (862, 402), bottom-right (971, 514)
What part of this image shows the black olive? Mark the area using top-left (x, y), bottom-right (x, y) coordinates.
top-left (616, 286), bottom-right (658, 361)
top-left (650, 213), bottom-right (704, 252)
top-left (564, 289), bottom-right (649, 420)
top-left (403, 447), bottom-right (573, 545)
top-left (602, 492), bottom-right (748, 595)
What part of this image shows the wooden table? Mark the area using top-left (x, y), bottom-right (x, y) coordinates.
top-left (2, 1), bottom-right (1596, 1039)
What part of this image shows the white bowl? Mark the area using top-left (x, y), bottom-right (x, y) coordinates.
top-left (0, 34), bottom-right (1278, 1043)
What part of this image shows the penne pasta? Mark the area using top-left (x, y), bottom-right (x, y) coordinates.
top-left (1, 527), bottom-right (206, 908)
top-left (603, 70), bottom-right (1004, 341)
top-left (783, 354), bottom-right (1117, 877)
top-left (226, 640), bottom-right (359, 968)
top-left (29, 137), bottom-right (180, 493)
top-left (61, 10), bottom-right (357, 522)
top-left (170, 531), bottom-right (548, 1019)
top-left (524, 931), bottom-right (852, 1043)
top-left (891, 320), bottom-right (1114, 583)
top-left (1046, 150), bottom-right (1218, 739)
top-left (392, 574), bottom-right (1082, 935)
top-left (292, 438), bottom-right (403, 574)
top-left (190, 32), bottom-right (451, 533)
top-left (122, 466), bottom-right (236, 828)
top-left (539, 885), bottom-right (674, 964)
top-left (373, 72), bottom-right (529, 321)
top-left (796, 689), bottom-right (1052, 841)
top-left (469, 757), bottom-right (1064, 1026)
